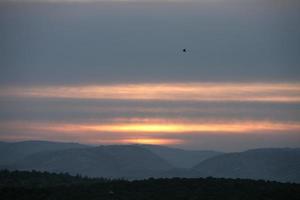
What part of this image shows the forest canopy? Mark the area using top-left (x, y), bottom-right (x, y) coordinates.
top-left (0, 170), bottom-right (299, 200)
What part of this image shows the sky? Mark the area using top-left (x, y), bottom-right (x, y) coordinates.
top-left (0, 0), bottom-right (299, 151)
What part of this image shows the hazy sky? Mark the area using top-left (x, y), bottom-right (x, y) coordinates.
top-left (0, 0), bottom-right (299, 151)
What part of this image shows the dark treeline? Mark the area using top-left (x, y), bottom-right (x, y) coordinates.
top-left (0, 170), bottom-right (299, 200)
top-left (0, 170), bottom-right (107, 188)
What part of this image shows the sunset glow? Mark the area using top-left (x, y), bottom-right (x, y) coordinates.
top-left (1, 120), bottom-right (300, 135)
top-left (1, 82), bottom-right (299, 147)
top-left (121, 138), bottom-right (183, 145)
top-left (1, 82), bottom-right (300, 103)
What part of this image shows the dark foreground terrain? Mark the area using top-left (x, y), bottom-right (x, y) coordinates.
top-left (1, 170), bottom-right (299, 200)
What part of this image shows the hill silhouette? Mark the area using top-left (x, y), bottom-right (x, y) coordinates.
top-left (193, 148), bottom-right (300, 182)
top-left (8, 145), bottom-right (172, 178)
top-left (1, 141), bottom-right (300, 182)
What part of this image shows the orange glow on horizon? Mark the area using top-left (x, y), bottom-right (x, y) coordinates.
top-left (121, 138), bottom-right (182, 145)
top-left (1, 82), bottom-right (300, 103)
top-left (1, 120), bottom-right (300, 135)
top-left (58, 122), bottom-right (300, 133)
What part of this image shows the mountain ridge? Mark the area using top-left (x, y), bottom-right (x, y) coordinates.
top-left (193, 147), bottom-right (300, 182)
top-left (1, 141), bottom-right (299, 182)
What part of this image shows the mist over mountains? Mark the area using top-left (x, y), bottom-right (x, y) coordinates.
top-left (0, 141), bottom-right (299, 182)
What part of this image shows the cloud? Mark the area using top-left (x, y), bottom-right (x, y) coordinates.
top-left (1, 119), bottom-right (299, 135)
top-left (1, 82), bottom-right (300, 103)
top-left (1, 81), bottom-right (299, 150)
top-left (0, 119), bottom-right (299, 150)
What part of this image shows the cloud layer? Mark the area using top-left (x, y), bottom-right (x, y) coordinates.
top-left (0, 82), bottom-right (299, 150)
top-left (1, 82), bottom-right (300, 103)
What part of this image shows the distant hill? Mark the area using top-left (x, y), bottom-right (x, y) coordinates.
top-left (0, 141), bottom-right (88, 165)
top-left (0, 141), bottom-right (221, 171)
top-left (1, 141), bottom-right (300, 182)
top-left (139, 144), bottom-right (222, 168)
top-left (8, 145), bottom-right (173, 178)
top-left (193, 148), bottom-right (300, 183)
